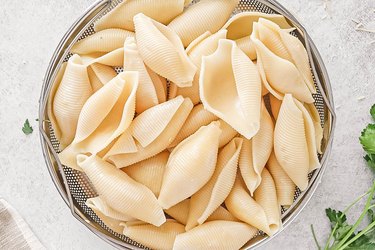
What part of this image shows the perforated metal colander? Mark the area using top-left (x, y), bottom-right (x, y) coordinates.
top-left (39, 0), bottom-right (336, 249)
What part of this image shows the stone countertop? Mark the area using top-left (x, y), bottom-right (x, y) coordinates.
top-left (0, 0), bottom-right (374, 249)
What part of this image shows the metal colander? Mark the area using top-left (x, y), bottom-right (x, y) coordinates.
top-left (39, 0), bottom-right (336, 249)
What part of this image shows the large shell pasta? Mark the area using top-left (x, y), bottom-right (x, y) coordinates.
top-left (168, 0), bottom-right (239, 47)
top-left (173, 220), bottom-right (257, 250)
top-left (78, 155), bottom-right (166, 226)
top-left (158, 121), bottom-right (222, 209)
top-left (236, 36), bottom-right (257, 60)
top-left (274, 94), bottom-right (310, 191)
top-left (94, 0), bottom-right (185, 32)
top-left (200, 39), bottom-right (261, 139)
top-left (123, 37), bottom-right (159, 113)
top-left (87, 63), bottom-right (117, 92)
top-left (53, 54), bottom-right (92, 148)
top-left (218, 119), bottom-right (239, 148)
top-left (186, 137), bottom-right (242, 230)
top-left (82, 48), bottom-right (124, 67)
top-left (109, 97), bottom-right (193, 168)
top-left (266, 151), bottom-right (296, 206)
top-left (71, 29), bottom-right (134, 55)
top-left (146, 66), bottom-right (167, 103)
top-left (269, 93), bottom-right (282, 120)
top-left (305, 103), bottom-right (323, 154)
top-left (86, 196), bottom-right (134, 222)
top-left (134, 13), bottom-right (197, 87)
top-left (104, 129), bottom-right (138, 159)
top-left (239, 102), bottom-right (274, 195)
top-left (206, 206), bottom-right (239, 222)
top-left (122, 151), bottom-right (168, 197)
top-left (164, 199), bottom-right (190, 225)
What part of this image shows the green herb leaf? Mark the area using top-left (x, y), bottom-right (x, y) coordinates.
top-left (360, 124), bottom-right (375, 155)
top-left (326, 208), bottom-right (347, 227)
top-left (370, 104), bottom-right (375, 121)
top-left (364, 155), bottom-right (375, 171)
top-left (22, 119), bottom-right (33, 135)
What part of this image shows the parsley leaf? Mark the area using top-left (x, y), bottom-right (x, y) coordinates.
top-left (371, 104), bottom-right (375, 121)
top-left (360, 124), bottom-right (375, 155)
top-left (326, 208), bottom-right (347, 227)
top-left (365, 155), bottom-right (375, 171)
top-left (22, 119), bottom-right (33, 135)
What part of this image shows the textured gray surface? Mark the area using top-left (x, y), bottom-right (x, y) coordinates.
top-left (0, 0), bottom-right (374, 249)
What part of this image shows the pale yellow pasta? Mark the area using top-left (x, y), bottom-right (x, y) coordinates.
top-left (258, 18), bottom-right (316, 93)
top-left (122, 151), bottom-right (168, 197)
top-left (173, 220), bottom-right (257, 250)
top-left (94, 0), bottom-right (184, 32)
top-left (87, 201), bottom-right (125, 234)
top-left (86, 196), bottom-right (134, 222)
top-left (186, 138), bottom-right (242, 230)
top-left (87, 67), bottom-right (104, 92)
top-left (274, 94), bottom-right (309, 191)
top-left (87, 63), bottom-right (117, 92)
top-left (251, 23), bottom-right (314, 103)
top-left (134, 13), bottom-right (197, 87)
top-left (164, 199), bottom-right (190, 225)
top-left (225, 175), bottom-right (272, 236)
top-left (185, 31), bottom-right (212, 55)
top-left (168, 0), bottom-right (239, 47)
top-left (146, 66), bottom-right (167, 103)
top-left (53, 54), bottom-right (92, 148)
top-left (103, 129), bottom-right (137, 159)
top-left (168, 82), bottom-right (178, 100)
top-left (123, 219), bottom-right (185, 250)
top-left (206, 206), bottom-right (239, 222)
top-left (223, 12), bottom-right (292, 40)
top-left (218, 119), bottom-right (239, 148)
top-left (184, 0), bottom-right (193, 7)
top-left (239, 102), bottom-right (274, 195)
top-left (236, 36), bottom-right (257, 60)
top-left (109, 98), bottom-right (193, 168)
top-left (169, 104), bottom-right (217, 148)
top-left (78, 155), bottom-right (166, 226)
top-left (305, 103), bottom-right (323, 154)
top-left (269, 93), bottom-right (282, 120)
top-left (81, 48), bottom-right (124, 67)
top-left (158, 121), bottom-right (222, 209)
top-left (71, 29), bottom-right (134, 54)
top-left (254, 169), bottom-right (281, 235)
top-left (266, 151), bottom-right (296, 206)
top-left (200, 39), bottom-right (261, 139)
top-left (59, 72), bottom-right (138, 170)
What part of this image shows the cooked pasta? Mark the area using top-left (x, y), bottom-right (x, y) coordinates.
top-left (168, 82), bottom-right (178, 100)
top-left (235, 36), bottom-right (257, 60)
top-left (206, 206), bottom-right (239, 222)
top-left (86, 196), bottom-right (134, 222)
top-left (164, 199), bottom-right (190, 225)
top-left (200, 39), bottom-right (261, 139)
top-left (168, 0), bottom-right (239, 47)
top-left (146, 66), bottom-right (167, 103)
top-left (87, 63), bottom-right (117, 92)
top-left (87, 201), bottom-right (125, 235)
top-left (218, 119), bottom-right (239, 148)
top-left (103, 129), bottom-right (138, 159)
top-left (269, 93), bottom-right (282, 120)
top-left (158, 121), bottom-right (222, 209)
top-left (81, 48), bottom-right (124, 67)
top-left (305, 103), bottom-right (323, 154)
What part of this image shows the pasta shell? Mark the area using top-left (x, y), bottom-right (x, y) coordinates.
top-left (164, 199), bottom-right (190, 225)
top-left (123, 37), bottom-right (159, 113)
top-left (251, 23), bottom-right (314, 103)
top-left (254, 168), bottom-right (281, 234)
top-left (87, 63), bottom-right (117, 92)
top-left (94, 0), bottom-right (184, 32)
top-left (274, 94), bottom-right (309, 191)
top-left (78, 155), bottom-right (166, 226)
top-left (146, 66), bottom-right (167, 103)
top-left (223, 12), bottom-right (292, 40)
top-left (109, 97), bottom-right (194, 168)
top-left (206, 206), bottom-right (239, 222)
top-left (258, 18), bottom-right (316, 93)
top-left (218, 119), bottom-right (239, 148)
top-left (71, 29), bottom-right (134, 54)
top-left (305, 103), bottom-right (323, 154)
top-left (122, 151), bottom-right (169, 197)
top-left (86, 196), bottom-right (134, 222)
top-left (185, 31), bottom-right (212, 55)
top-left (236, 36), bottom-right (256, 60)
top-left (134, 13), bottom-right (197, 87)
top-left (266, 151), bottom-right (296, 206)
top-left (158, 121), bottom-right (222, 209)
top-left (200, 39), bottom-right (261, 139)
top-left (103, 129), bottom-right (137, 160)
top-left (173, 220), bottom-right (257, 250)
top-left (81, 48), bottom-right (124, 67)
top-left (87, 201), bottom-right (125, 235)
top-left (184, 0), bottom-right (193, 7)
top-left (225, 175), bottom-right (272, 235)
top-left (169, 104), bottom-right (217, 148)
top-left (168, 0), bottom-right (239, 47)
top-left (123, 220), bottom-right (185, 250)
top-left (186, 137), bottom-right (242, 230)
top-left (53, 54), bottom-right (92, 148)
top-left (168, 82), bottom-right (178, 100)
top-left (269, 93), bottom-right (282, 120)
top-left (239, 102), bottom-right (274, 195)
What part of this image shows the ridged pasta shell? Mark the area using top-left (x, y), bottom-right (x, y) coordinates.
top-left (81, 48), bottom-right (124, 67)
top-left (269, 93), bottom-right (282, 120)
top-left (222, 12), bottom-right (292, 40)
top-left (251, 23), bottom-right (314, 103)
top-left (225, 174), bottom-right (272, 235)
top-left (184, 0), bottom-right (193, 7)
top-left (78, 155), bottom-right (166, 226)
top-left (305, 103), bottom-right (323, 154)
top-left (71, 29), bottom-right (134, 54)
top-left (87, 63), bottom-right (117, 92)
top-left (123, 37), bottom-right (159, 113)
top-left (274, 94), bottom-right (309, 191)
top-left (173, 220), bottom-right (257, 250)
top-left (168, 82), bottom-right (178, 100)
top-left (123, 219), bottom-right (185, 250)
top-left (266, 151), bottom-right (296, 206)
top-left (53, 54), bottom-right (93, 148)
top-left (177, 30), bottom-right (228, 105)
top-left (94, 0), bottom-right (184, 32)
top-left (200, 39), bottom-right (261, 139)
top-left (239, 102), bottom-right (274, 195)
top-left (86, 196), bottom-right (134, 222)
top-left (186, 137), bottom-right (242, 230)
top-left (109, 98), bottom-right (193, 168)
top-left (168, 0), bottom-right (239, 47)
top-left (236, 36), bottom-right (257, 60)
top-left (218, 119), bottom-right (239, 148)
top-left (122, 151), bottom-right (169, 197)
top-left (134, 13), bottom-right (196, 87)
top-left (158, 121), bottom-right (222, 209)
top-left (164, 199), bottom-right (190, 225)
top-left (254, 168), bottom-right (281, 234)
top-left (206, 206), bottom-right (239, 222)
top-left (169, 104), bottom-right (217, 148)
top-left (103, 129), bottom-right (137, 159)
top-left (146, 66), bottom-right (167, 103)
top-left (87, 67), bottom-right (105, 92)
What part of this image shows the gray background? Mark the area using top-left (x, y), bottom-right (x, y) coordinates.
top-left (0, 0), bottom-right (374, 249)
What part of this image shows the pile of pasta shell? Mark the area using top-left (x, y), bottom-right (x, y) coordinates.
top-left (48, 0), bottom-right (324, 249)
